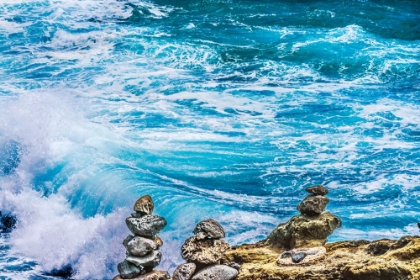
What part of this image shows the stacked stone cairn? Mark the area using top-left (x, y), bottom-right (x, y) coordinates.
top-left (173, 219), bottom-right (240, 280)
top-left (113, 195), bottom-right (170, 280)
top-left (265, 185), bottom-right (342, 265)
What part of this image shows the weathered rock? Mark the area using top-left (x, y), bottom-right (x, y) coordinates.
top-left (126, 215), bottom-right (167, 238)
top-left (172, 263), bottom-right (196, 280)
top-left (191, 265), bottom-right (238, 280)
top-left (277, 246), bottom-right (326, 266)
top-left (113, 270), bottom-right (170, 280)
top-left (306, 185), bottom-right (328, 196)
top-left (123, 235), bottom-right (135, 247)
top-left (154, 235), bottom-right (163, 247)
top-left (265, 212), bottom-right (342, 250)
top-left (118, 260), bottom-right (144, 279)
top-left (134, 195), bottom-right (154, 216)
top-left (193, 219), bottom-right (225, 240)
top-left (291, 252), bottom-right (306, 263)
top-left (224, 262), bottom-right (241, 271)
top-left (342, 262), bottom-right (412, 280)
top-left (125, 236), bottom-right (158, 257)
top-left (366, 240), bottom-right (392, 256)
top-left (126, 250), bottom-right (162, 268)
top-left (297, 195), bottom-right (329, 216)
top-left (181, 236), bottom-right (230, 264)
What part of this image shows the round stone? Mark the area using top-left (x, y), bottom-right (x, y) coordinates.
top-left (297, 195), bottom-right (329, 216)
top-left (126, 215), bottom-right (167, 238)
top-left (126, 250), bottom-right (162, 268)
top-left (118, 259), bottom-right (144, 279)
top-left (193, 219), bottom-right (225, 240)
top-left (306, 185), bottom-right (329, 196)
top-left (134, 195), bottom-right (154, 216)
top-left (125, 236), bottom-right (158, 257)
top-left (291, 252), bottom-right (307, 263)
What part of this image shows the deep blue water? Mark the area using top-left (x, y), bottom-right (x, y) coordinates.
top-left (0, 0), bottom-right (419, 278)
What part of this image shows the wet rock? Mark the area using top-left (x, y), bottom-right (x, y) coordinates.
top-left (193, 219), bottom-right (225, 240)
top-left (266, 212), bottom-right (342, 249)
top-left (172, 263), bottom-right (196, 280)
top-left (134, 195), bottom-right (154, 216)
top-left (297, 195), bottom-right (329, 216)
top-left (126, 215), bottom-right (167, 238)
top-left (118, 260), bottom-right (144, 279)
top-left (126, 250), bottom-right (162, 268)
top-left (291, 252), bottom-right (307, 263)
top-left (113, 270), bottom-right (170, 280)
top-left (181, 236), bottom-right (230, 264)
top-left (306, 185), bottom-right (328, 196)
top-left (123, 235), bottom-right (135, 247)
top-left (125, 236), bottom-right (158, 257)
top-left (131, 212), bottom-right (144, 218)
top-left (191, 265), bottom-right (238, 280)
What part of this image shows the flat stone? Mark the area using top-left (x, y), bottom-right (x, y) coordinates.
top-left (133, 195), bottom-right (154, 215)
top-left (191, 265), bottom-right (238, 280)
top-left (276, 246), bottom-right (326, 266)
top-left (118, 260), bottom-right (144, 279)
top-left (172, 263), bottom-right (196, 280)
top-left (126, 250), bottom-right (162, 268)
top-left (181, 236), bottom-right (230, 264)
top-left (113, 270), bottom-right (170, 280)
top-left (297, 195), bottom-right (329, 216)
top-left (193, 219), bottom-right (225, 240)
top-left (126, 215), bottom-right (167, 238)
top-left (291, 252), bottom-right (307, 263)
top-left (125, 236), bottom-right (158, 257)
top-left (306, 185), bottom-right (328, 196)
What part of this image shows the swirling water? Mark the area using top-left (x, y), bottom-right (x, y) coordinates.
top-left (0, 0), bottom-right (419, 278)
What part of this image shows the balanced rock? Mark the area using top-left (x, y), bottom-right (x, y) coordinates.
top-left (306, 185), bottom-right (328, 196)
top-left (126, 250), bottom-right (162, 268)
top-left (297, 195), bottom-right (329, 216)
top-left (113, 270), bottom-right (170, 280)
top-left (181, 236), bottom-right (230, 264)
top-left (124, 236), bottom-right (158, 256)
top-left (193, 219), bottom-right (225, 240)
top-left (172, 263), bottom-right (196, 280)
top-left (191, 265), bottom-right (238, 280)
top-left (118, 260), bottom-right (144, 279)
top-left (126, 215), bottom-right (167, 238)
top-left (134, 195), bottom-right (154, 216)
top-left (265, 212), bottom-right (342, 249)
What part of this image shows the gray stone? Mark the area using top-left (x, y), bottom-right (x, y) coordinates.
top-left (181, 236), bottom-right (230, 264)
top-left (123, 235), bottom-right (135, 247)
top-left (193, 219), bottom-right (225, 240)
top-left (291, 252), bottom-right (307, 263)
top-left (306, 185), bottom-right (328, 196)
top-left (126, 250), bottom-right (162, 268)
top-left (172, 263), bottom-right (196, 280)
top-left (118, 259), bottom-right (144, 279)
top-left (224, 262), bottom-right (241, 271)
top-left (125, 236), bottom-right (158, 257)
top-left (191, 265), bottom-right (238, 280)
top-left (133, 195), bottom-right (154, 215)
top-left (297, 195), bottom-right (329, 216)
top-left (126, 215), bottom-right (167, 238)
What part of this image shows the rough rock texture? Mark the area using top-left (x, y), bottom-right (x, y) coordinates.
top-left (223, 236), bottom-right (420, 280)
top-left (125, 236), bottom-right (158, 256)
top-left (265, 212), bottom-right (342, 250)
top-left (172, 263), bottom-right (196, 280)
top-left (113, 270), bottom-right (170, 280)
top-left (297, 195), bottom-right (329, 216)
top-left (126, 250), bottom-right (162, 268)
top-left (193, 219), bottom-right (225, 240)
top-left (154, 235), bottom-right (163, 247)
top-left (118, 260), bottom-right (144, 279)
top-left (306, 185), bottom-right (328, 196)
top-left (191, 265), bottom-right (238, 280)
top-left (126, 215), bottom-right (167, 238)
top-left (134, 195), bottom-right (154, 216)
top-left (182, 236), bottom-right (230, 264)
top-left (277, 246), bottom-right (326, 265)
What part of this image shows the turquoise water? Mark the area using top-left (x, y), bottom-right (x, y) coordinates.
top-left (0, 0), bottom-right (419, 278)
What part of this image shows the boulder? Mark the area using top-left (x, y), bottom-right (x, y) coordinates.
top-left (265, 212), bottom-right (342, 249)
top-left (126, 250), bottom-right (162, 268)
top-left (118, 260), bottom-right (144, 279)
top-left (181, 236), bottom-right (230, 264)
top-left (125, 236), bottom-right (158, 257)
top-left (113, 270), bottom-right (170, 280)
top-left (193, 219), bottom-right (225, 240)
top-left (172, 263), bottom-right (196, 280)
top-left (126, 215), bottom-right (167, 238)
top-left (306, 185), bottom-right (328, 196)
top-left (191, 265), bottom-right (238, 280)
top-left (134, 195), bottom-right (154, 216)
top-left (297, 195), bottom-right (329, 216)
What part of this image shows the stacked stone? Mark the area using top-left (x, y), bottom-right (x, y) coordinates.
top-left (297, 185), bottom-right (330, 216)
top-left (173, 219), bottom-right (239, 280)
top-left (113, 195), bottom-right (170, 280)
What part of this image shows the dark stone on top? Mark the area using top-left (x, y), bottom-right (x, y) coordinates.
top-left (297, 195), bottom-right (329, 216)
top-left (191, 265), bottom-right (238, 280)
top-left (172, 263), bottom-right (196, 280)
top-left (126, 215), bottom-right (167, 238)
top-left (306, 185), bottom-right (328, 196)
top-left (193, 219), bottom-right (225, 240)
top-left (291, 252), bottom-right (307, 263)
top-left (118, 259), bottom-right (144, 279)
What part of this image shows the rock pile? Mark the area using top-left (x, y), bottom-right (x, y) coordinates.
top-left (173, 219), bottom-right (239, 280)
top-left (265, 185), bottom-right (341, 263)
top-left (113, 195), bottom-right (170, 280)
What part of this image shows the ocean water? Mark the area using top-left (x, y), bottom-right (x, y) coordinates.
top-left (0, 0), bottom-right (419, 278)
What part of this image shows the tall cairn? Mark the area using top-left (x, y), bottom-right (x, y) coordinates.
top-left (173, 219), bottom-right (239, 280)
top-left (113, 195), bottom-right (170, 280)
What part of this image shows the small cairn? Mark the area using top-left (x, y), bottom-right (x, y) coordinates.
top-left (265, 185), bottom-right (342, 265)
top-left (113, 195), bottom-right (170, 280)
top-left (173, 219), bottom-right (239, 280)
